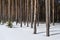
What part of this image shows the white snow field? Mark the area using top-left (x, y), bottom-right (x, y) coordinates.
top-left (0, 22), bottom-right (60, 40)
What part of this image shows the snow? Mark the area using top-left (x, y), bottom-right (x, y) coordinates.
top-left (0, 22), bottom-right (60, 40)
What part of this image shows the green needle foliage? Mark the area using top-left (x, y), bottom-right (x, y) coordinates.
top-left (7, 20), bottom-right (13, 28)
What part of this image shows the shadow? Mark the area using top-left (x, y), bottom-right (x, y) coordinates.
top-left (50, 30), bottom-right (60, 36)
top-left (50, 30), bottom-right (60, 32)
top-left (37, 32), bottom-right (45, 34)
top-left (51, 33), bottom-right (60, 36)
top-left (12, 26), bottom-right (20, 28)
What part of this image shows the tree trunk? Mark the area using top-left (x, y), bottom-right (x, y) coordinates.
top-left (15, 0), bottom-right (18, 25)
top-left (45, 0), bottom-right (50, 36)
top-left (0, 0), bottom-right (2, 21)
top-left (34, 0), bottom-right (37, 34)
top-left (8, 0), bottom-right (10, 20)
top-left (49, 0), bottom-right (50, 24)
top-left (27, 0), bottom-right (29, 27)
top-left (11, 0), bottom-right (14, 21)
top-left (20, 0), bottom-right (22, 27)
top-left (24, 0), bottom-right (27, 25)
top-left (31, 0), bottom-right (33, 28)
top-left (37, 0), bottom-right (39, 26)
top-left (52, 0), bottom-right (54, 25)
top-left (2, 0), bottom-right (5, 24)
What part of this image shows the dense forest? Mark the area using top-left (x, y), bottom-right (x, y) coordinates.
top-left (0, 0), bottom-right (60, 22)
top-left (0, 0), bottom-right (60, 37)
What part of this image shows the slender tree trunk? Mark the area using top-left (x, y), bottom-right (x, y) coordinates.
top-left (20, 0), bottom-right (22, 27)
top-left (49, 0), bottom-right (51, 25)
top-left (11, 0), bottom-right (14, 21)
top-left (0, 0), bottom-right (1, 19)
top-left (1, 0), bottom-right (3, 21)
top-left (27, 0), bottom-right (29, 27)
top-left (2, 0), bottom-right (5, 24)
top-left (52, 0), bottom-right (54, 25)
top-left (4, 0), bottom-right (6, 22)
top-left (8, 0), bottom-right (10, 20)
top-left (31, 0), bottom-right (33, 28)
top-left (15, 0), bottom-right (18, 25)
top-left (37, 0), bottom-right (39, 26)
top-left (34, 0), bottom-right (37, 34)
top-left (45, 0), bottom-right (50, 36)
top-left (24, 0), bottom-right (27, 25)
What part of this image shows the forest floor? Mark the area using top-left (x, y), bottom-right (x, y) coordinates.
top-left (0, 22), bottom-right (60, 40)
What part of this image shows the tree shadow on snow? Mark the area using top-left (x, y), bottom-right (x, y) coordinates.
top-left (50, 30), bottom-right (60, 36)
top-left (51, 33), bottom-right (60, 36)
top-left (37, 32), bottom-right (45, 34)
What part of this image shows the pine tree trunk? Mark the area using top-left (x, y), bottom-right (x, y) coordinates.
top-left (31, 0), bottom-right (33, 28)
top-left (37, 0), bottom-right (39, 26)
top-left (49, 0), bottom-right (50, 25)
top-left (20, 0), bottom-right (22, 27)
top-left (24, 0), bottom-right (27, 25)
top-left (2, 0), bottom-right (5, 24)
top-left (15, 0), bottom-right (18, 25)
top-left (45, 0), bottom-right (50, 36)
top-left (0, 0), bottom-right (1, 19)
top-left (27, 0), bottom-right (29, 27)
top-left (11, 0), bottom-right (14, 21)
top-left (52, 0), bottom-right (54, 25)
top-left (34, 0), bottom-right (37, 34)
top-left (8, 0), bottom-right (10, 20)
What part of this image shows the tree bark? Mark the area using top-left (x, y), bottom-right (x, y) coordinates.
top-left (31, 0), bottom-right (33, 28)
top-left (20, 0), bottom-right (22, 27)
top-left (15, 0), bottom-right (18, 25)
top-left (34, 0), bottom-right (37, 34)
top-left (24, 0), bottom-right (27, 25)
top-left (27, 0), bottom-right (29, 27)
top-left (0, 0), bottom-right (2, 20)
top-left (11, 0), bottom-right (14, 21)
top-left (52, 0), bottom-right (54, 25)
top-left (2, 0), bottom-right (5, 24)
top-left (37, 0), bottom-right (39, 26)
top-left (45, 0), bottom-right (50, 36)
top-left (8, 0), bottom-right (10, 20)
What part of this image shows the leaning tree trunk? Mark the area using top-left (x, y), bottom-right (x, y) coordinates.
top-left (34, 0), bottom-right (37, 34)
top-left (31, 0), bottom-right (33, 28)
top-left (45, 0), bottom-right (50, 36)
top-left (52, 0), bottom-right (54, 25)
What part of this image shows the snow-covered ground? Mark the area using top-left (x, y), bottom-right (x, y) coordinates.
top-left (0, 22), bottom-right (60, 40)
